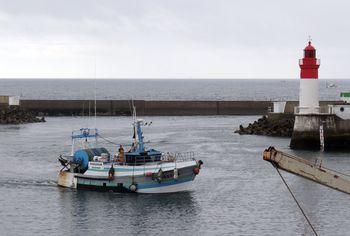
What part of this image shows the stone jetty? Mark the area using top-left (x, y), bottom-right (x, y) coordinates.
top-left (11, 100), bottom-right (339, 116)
top-left (235, 114), bottom-right (295, 137)
top-left (0, 106), bottom-right (45, 124)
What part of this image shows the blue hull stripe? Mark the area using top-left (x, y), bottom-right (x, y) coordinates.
top-left (137, 176), bottom-right (194, 189)
top-left (89, 167), bottom-right (166, 172)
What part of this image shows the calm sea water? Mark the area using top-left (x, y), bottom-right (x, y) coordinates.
top-left (1, 116), bottom-right (350, 235)
top-left (0, 79), bottom-right (349, 100)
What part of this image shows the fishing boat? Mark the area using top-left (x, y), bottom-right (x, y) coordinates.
top-left (57, 113), bottom-right (203, 193)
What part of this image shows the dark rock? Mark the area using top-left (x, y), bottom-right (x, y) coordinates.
top-left (235, 114), bottom-right (295, 137)
top-left (0, 106), bottom-right (46, 125)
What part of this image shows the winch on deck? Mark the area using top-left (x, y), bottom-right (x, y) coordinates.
top-left (73, 148), bottom-right (110, 171)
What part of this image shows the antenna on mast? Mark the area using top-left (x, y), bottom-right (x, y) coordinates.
top-left (308, 35), bottom-right (312, 44)
top-left (94, 56), bottom-right (97, 128)
top-left (131, 100), bottom-right (138, 149)
top-left (132, 100), bottom-right (136, 122)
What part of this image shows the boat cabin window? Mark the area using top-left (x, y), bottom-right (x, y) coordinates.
top-left (125, 154), bottom-right (161, 165)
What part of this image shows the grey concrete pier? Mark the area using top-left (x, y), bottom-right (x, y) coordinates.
top-left (290, 114), bottom-right (350, 150)
top-left (17, 100), bottom-right (342, 116)
top-left (19, 100), bottom-right (273, 116)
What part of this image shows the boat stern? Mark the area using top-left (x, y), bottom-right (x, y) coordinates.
top-left (58, 170), bottom-right (77, 189)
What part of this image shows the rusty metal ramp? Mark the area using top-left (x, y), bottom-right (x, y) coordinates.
top-left (263, 146), bottom-right (350, 195)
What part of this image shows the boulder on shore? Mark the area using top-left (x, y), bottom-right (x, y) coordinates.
top-left (0, 106), bottom-right (46, 124)
top-left (234, 114), bottom-right (294, 137)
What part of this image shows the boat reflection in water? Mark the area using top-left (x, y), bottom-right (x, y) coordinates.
top-left (58, 188), bottom-right (198, 234)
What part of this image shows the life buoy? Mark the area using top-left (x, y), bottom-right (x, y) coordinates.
top-left (129, 184), bottom-right (137, 192)
top-left (193, 167), bottom-right (200, 175)
top-left (145, 172), bottom-right (153, 177)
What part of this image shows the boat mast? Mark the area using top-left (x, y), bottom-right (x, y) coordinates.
top-left (131, 101), bottom-right (145, 152)
top-left (94, 56), bottom-right (97, 129)
top-left (136, 119), bottom-right (145, 152)
top-left (71, 132), bottom-right (75, 156)
top-left (132, 101), bottom-right (138, 149)
top-left (93, 57), bottom-right (98, 148)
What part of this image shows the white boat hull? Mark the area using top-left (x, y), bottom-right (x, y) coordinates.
top-left (58, 160), bottom-right (201, 194)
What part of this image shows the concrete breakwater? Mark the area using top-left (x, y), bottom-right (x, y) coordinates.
top-left (18, 100), bottom-right (340, 116)
top-left (20, 100), bottom-right (273, 116)
top-left (234, 114), bottom-right (295, 137)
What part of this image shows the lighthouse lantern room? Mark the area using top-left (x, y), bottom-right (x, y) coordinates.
top-left (298, 41), bottom-right (320, 114)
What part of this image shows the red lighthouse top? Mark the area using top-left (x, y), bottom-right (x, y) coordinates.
top-left (299, 41), bottom-right (320, 79)
top-left (304, 41), bottom-right (315, 51)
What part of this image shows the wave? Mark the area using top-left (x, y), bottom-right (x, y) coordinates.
top-left (0, 178), bottom-right (57, 188)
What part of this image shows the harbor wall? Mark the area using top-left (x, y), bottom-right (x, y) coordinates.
top-left (0, 96), bottom-right (9, 104)
top-left (18, 100), bottom-right (341, 116)
top-left (19, 100), bottom-right (273, 116)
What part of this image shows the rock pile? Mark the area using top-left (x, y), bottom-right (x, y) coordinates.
top-left (0, 106), bottom-right (45, 124)
top-left (235, 115), bottom-right (294, 137)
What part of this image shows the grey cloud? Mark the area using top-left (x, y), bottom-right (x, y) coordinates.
top-left (0, 0), bottom-right (349, 78)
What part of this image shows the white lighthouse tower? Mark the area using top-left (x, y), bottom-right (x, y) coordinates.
top-left (298, 41), bottom-right (321, 114)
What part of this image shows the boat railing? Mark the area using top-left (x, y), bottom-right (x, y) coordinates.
top-left (161, 152), bottom-right (195, 162)
top-left (80, 152), bottom-right (195, 168)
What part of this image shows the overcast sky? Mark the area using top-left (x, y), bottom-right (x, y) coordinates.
top-left (0, 0), bottom-right (349, 79)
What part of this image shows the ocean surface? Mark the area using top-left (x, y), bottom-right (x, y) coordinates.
top-left (1, 116), bottom-right (350, 235)
top-left (0, 79), bottom-right (349, 101)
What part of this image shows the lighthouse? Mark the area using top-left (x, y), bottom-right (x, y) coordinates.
top-left (291, 41), bottom-right (350, 150)
top-left (298, 41), bottom-right (320, 114)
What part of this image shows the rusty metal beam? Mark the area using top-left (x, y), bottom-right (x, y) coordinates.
top-left (263, 147), bottom-right (350, 195)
